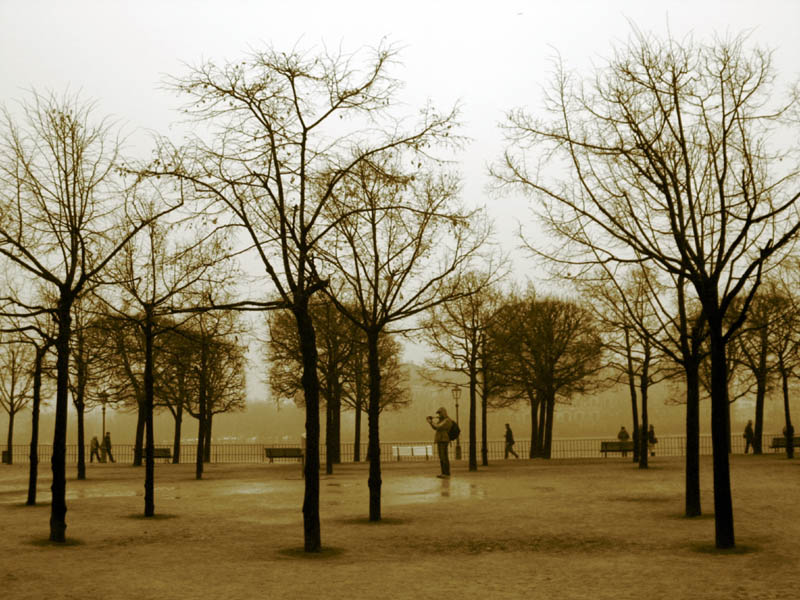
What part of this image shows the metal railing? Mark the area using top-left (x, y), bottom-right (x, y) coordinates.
top-left (0, 433), bottom-right (784, 465)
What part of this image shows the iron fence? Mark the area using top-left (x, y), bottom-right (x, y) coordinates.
top-left (0, 433), bottom-right (784, 466)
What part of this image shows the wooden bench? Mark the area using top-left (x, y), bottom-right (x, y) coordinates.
top-left (149, 447), bottom-right (172, 462)
top-left (769, 436), bottom-right (800, 451)
top-left (392, 445), bottom-right (433, 461)
top-left (264, 447), bottom-right (304, 463)
top-left (600, 441), bottom-right (634, 457)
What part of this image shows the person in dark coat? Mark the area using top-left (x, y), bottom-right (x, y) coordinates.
top-left (103, 432), bottom-right (115, 463)
top-left (647, 424), bottom-right (658, 457)
top-left (617, 426), bottom-right (630, 457)
top-left (743, 420), bottom-right (754, 454)
top-left (90, 436), bottom-right (102, 463)
top-left (427, 407), bottom-right (452, 478)
top-left (504, 423), bottom-right (519, 458)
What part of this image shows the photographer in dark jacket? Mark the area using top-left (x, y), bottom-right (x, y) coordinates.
top-left (427, 407), bottom-right (452, 478)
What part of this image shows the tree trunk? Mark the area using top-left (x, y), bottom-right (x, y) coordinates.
top-left (195, 342), bottom-right (207, 481)
top-left (537, 396), bottom-right (546, 457)
top-left (684, 363), bottom-right (702, 517)
top-left (781, 365), bottom-right (794, 459)
top-left (543, 395), bottom-right (555, 459)
top-left (626, 334), bottom-right (639, 464)
top-left (49, 295), bottom-right (72, 543)
top-left (133, 403), bottom-right (145, 466)
top-left (353, 398), bottom-right (362, 462)
top-left (365, 329), bottom-right (383, 522)
top-left (528, 391), bottom-right (538, 458)
top-left (325, 395), bottom-right (334, 475)
top-left (638, 351), bottom-right (649, 470)
top-left (709, 324), bottom-right (735, 548)
top-left (27, 346), bottom-right (46, 506)
top-left (753, 372), bottom-right (766, 455)
top-left (172, 403), bottom-right (182, 464)
top-left (76, 400), bottom-right (86, 479)
top-left (294, 303), bottom-right (322, 550)
top-left (332, 393), bottom-right (341, 464)
top-left (480, 372), bottom-right (488, 467)
top-left (144, 317), bottom-right (155, 517)
top-left (6, 412), bottom-right (14, 465)
top-left (203, 415), bottom-right (212, 463)
top-left (468, 370), bottom-right (477, 472)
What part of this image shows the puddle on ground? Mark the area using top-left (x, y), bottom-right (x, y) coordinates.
top-left (390, 477), bottom-right (488, 503)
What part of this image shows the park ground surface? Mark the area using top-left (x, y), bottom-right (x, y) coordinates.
top-left (1, 454), bottom-right (799, 600)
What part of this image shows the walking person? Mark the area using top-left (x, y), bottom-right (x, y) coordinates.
top-left (90, 436), bottom-right (102, 463)
top-left (504, 423), bottom-right (519, 459)
top-left (647, 424), bottom-right (658, 457)
top-left (743, 420), bottom-right (754, 454)
top-left (103, 431), bottom-right (115, 463)
top-left (617, 426), bottom-right (630, 457)
top-left (427, 407), bottom-right (453, 478)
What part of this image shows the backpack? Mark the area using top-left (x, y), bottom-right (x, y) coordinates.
top-left (448, 420), bottom-right (460, 441)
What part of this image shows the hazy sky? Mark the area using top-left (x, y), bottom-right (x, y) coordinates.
top-left (1, 0), bottom-right (798, 274)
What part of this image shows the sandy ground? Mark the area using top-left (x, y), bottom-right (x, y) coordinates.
top-left (1, 454), bottom-right (799, 600)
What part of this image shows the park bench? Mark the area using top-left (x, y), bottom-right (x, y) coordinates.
top-left (149, 447), bottom-right (172, 462)
top-left (769, 436), bottom-right (800, 451)
top-left (392, 445), bottom-right (433, 461)
top-left (264, 447), bottom-right (304, 464)
top-left (600, 441), bottom-right (634, 457)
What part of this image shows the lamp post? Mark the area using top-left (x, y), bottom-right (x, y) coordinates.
top-left (451, 386), bottom-right (462, 460)
top-left (100, 393), bottom-right (107, 438)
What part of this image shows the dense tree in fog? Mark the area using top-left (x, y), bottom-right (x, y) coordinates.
top-left (267, 300), bottom-right (354, 473)
top-left (175, 311), bottom-right (247, 469)
top-left (0, 339), bottom-right (33, 465)
top-left (0, 306), bottom-right (57, 505)
top-left (489, 289), bottom-right (603, 458)
top-left (587, 268), bottom-right (671, 469)
top-left (732, 286), bottom-right (788, 454)
top-left (495, 30), bottom-right (800, 548)
top-left (97, 204), bottom-right (233, 514)
top-left (67, 297), bottom-right (115, 480)
top-left (0, 90), bottom-right (180, 542)
top-left (152, 43), bottom-right (457, 551)
top-left (267, 300), bottom-right (409, 469)
top-left (420, 273), bottom-right (503, 470)
top-left (320, 153), bottom-right (488, 521)
top-left (765, 272), bottom-right (800, 458)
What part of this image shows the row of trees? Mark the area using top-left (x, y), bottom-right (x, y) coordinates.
top-left (492, 29), bottom-right (800, 550)
top-left (3, 28), bottom-right (799, 555)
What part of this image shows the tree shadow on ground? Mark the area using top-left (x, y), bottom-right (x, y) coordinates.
top-left (29, 537), bottom-right (84, 547)
top-left (690, 543), bottom-right (758, 555)
top-left (336, 517), bottom-right (408, 525)
top-left (276, 547), bottom-right (345, 559)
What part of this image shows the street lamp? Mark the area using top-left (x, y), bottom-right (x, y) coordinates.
top-left (451, 386), bottom-right (462, 460)
top-left (100, 393), bottom-right (108, 438)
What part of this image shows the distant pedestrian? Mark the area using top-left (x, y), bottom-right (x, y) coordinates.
top-left (647, 425), bottom-right (658, 457)
top-left (427, 407), bottom-right (452, 478)
top-left (617, 426), bottom-right (630, 457)
top-left (90, 436), bottom-right (102, 463)
top-left (743, 420), bottom-right (754, 454)
top-left (504, 423), bottom-right (519, 459)
top-left (103, 432), bottom-right (115, 463)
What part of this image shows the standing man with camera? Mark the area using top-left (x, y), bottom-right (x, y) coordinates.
top-left (427, 407), bottom-right (453, 478)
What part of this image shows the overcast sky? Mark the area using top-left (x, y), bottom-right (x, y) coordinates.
top-left (1, 0), bottom-right (798, 278)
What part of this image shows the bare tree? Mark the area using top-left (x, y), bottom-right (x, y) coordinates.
top-left (494, 30), bottom-right (800, 548)
top-left (489, 289), bottom-right (604, 458)
top-left (320, 153), bottom-right (489, 521)
top-left (97, 205), bottom-right (232, 514)
top-left (420, 273), bottom-right (503, 470)
top-left (153, 42), bottom-right (458, 551)
top-left (0, 90), bottom-right (181, 541)
top-left (0, 340), bottom-right (34, 464)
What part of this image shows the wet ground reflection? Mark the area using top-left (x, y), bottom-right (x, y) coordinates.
top-left (390, 476), bottom-right (488, 504)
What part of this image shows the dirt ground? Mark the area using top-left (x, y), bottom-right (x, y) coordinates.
top-left (1, 454), bottom-right (799, 600)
